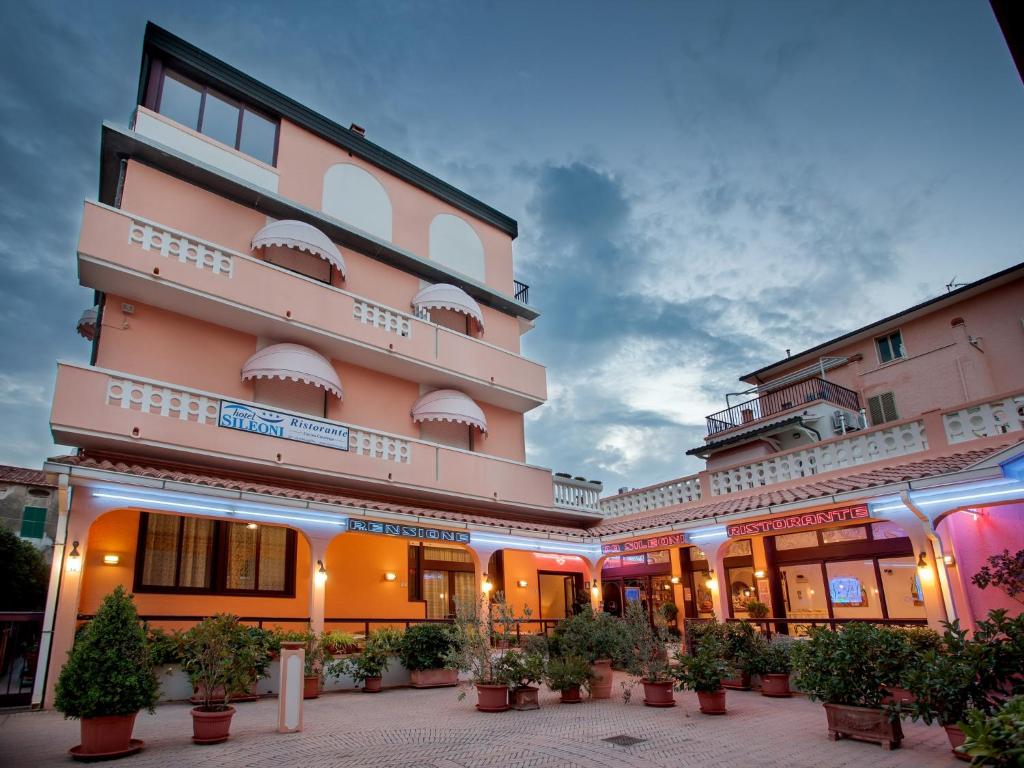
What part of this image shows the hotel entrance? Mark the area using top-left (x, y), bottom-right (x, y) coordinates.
top-left (600, 550), bottom-right (676, 626)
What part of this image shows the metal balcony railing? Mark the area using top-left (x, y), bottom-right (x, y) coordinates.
top-left (705, 377), bottom-right (860, 436)
top-left (514, 279), bottom-right (529, 304)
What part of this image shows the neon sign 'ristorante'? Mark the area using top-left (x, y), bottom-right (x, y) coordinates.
top-left (726, 505), bottom-right (869, 538)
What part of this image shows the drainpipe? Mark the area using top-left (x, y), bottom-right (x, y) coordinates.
top-left (32, 474), bottom-right (72, 709)
top-left (796, 417), bottom-right (821, 442)
top-left (899, 491), bottom-right (957, 623)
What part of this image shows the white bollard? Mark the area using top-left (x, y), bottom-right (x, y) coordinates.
top-left (278, 641), bottom-right (305, 733)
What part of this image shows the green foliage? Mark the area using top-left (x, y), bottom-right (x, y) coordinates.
top-left (398, 623), bottom-right (460, 671)
top-left (322, 630), bottom-right (357, 653)
top-left (672, 636), bottom-right (732, 694)
top-left (751, 635), bottom-right (796, 675)
top-left (723, 621), bottom-right (764, 675)
top-left (745, 599), bottom-right (770, 619)
top-left (971, 549), bottom-right (1024, 605)
top-left (0, 527), bottom-right (48, 610)
top-left (686, 619), bottom-right (726, 652)
top-left (54, 587), bottom-right (158, 719)
top-left (659, 602), bottom-right (679, 623)
top-left (145, 627), bottom-right (183, 666)
top-left (181, 614), bottom-right (265, 711)
top-left (904, 610), bottom-right (1024, 726)
top-left (445, 593), bottom-right (519, 688)
top-left (792, 622), bottom-right (907, 708)
top-left (331, 627), bottom-right (403, 683)
top-left (551, 606), bottom-right (629, 665)
top-left (502, 646), bottom-right (547, 689)
top-left (960, 696), bottom-right (1024, 767)
top-left (623, 601), bottom-right (671, 682)
top-left (544, 654), bottom-right (592, 692)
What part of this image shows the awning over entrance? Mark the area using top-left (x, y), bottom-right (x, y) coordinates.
top-left (251, 219), bottom-right (347, 278)
top-left (241, 342), bottom-right (343, 398)
top-left (411, 283), bottom-right (484, 333)
top-left (411, 389), bottom-right (487, 433)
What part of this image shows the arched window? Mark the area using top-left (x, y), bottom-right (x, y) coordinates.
top-left (428, 214), bottom-right (485, 282)
top-left (322, 163), bottom-right (392, 241)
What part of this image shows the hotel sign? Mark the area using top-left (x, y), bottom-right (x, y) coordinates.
top-left (347, 518), bottom-right (470, 544)
top-left (601, 532), bottom-right (686, 555)
top-left (726, 505), bottom-right (870, 538)
top-left (218, 401), bottom-right (349, 451)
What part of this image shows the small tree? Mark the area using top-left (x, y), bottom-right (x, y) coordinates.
top-left (972, 549), bottom-right (1024, 605)
top-left (0, 527), bottom-right (48, 611)
top-left (54, 586), bottom-right (158, 719)
top-left (181, 614), bottom-right (262, 712)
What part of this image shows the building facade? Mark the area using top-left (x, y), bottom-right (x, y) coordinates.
top-left (0, 466), bottom-right (58, 563)
top-left (37, 23), bottom-right (1024, 711)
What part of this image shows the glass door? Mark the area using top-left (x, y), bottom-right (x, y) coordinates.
top-left (779, 563), bottom-right (828, 635)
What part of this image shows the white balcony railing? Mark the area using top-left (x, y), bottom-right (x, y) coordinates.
top-left (709, 419), bottom-right (928, 496)
top-left (599, 475), bottom-right (702, 518)
top-left (553, 475), bottom-right (603, 512)
top-left (943, 394), bottom-right (1024, 444)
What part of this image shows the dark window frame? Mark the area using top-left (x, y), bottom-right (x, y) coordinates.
top-left (146, 60), bottom-right (280, 167)
top-left (408, 543), bottom-right (474, 617)
top-left (133, 511), bottom-right (297, 598)
top-left (875, 329), bottom-right (906, 364)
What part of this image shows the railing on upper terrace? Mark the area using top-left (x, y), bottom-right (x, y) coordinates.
top-left (705, 377), bottom-right (861, 436)
top-left (599, 474), bottom-right (702, 517)
top-left (552, 474), bottom-right (603, 512)
top-left (514, 280), bottom-right (529, 304)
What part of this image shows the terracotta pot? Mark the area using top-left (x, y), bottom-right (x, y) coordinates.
top-left (559, 686), bottom-right (582, 704)
top-left (191, 706), bottom-right (235, 745)
top-left (642, 680), bottom-right (675, 708)
top-left (512, 685), bottom-right (540, 710)
top-left (697, 689), bottom-right (727, 715)
top-left (70, 713), bottom-right (141, 760)
top-left (589, 659), bottom-right (613, 699)
top-left (303, 675), bottom-right (321, 699)
top-left (410, 668), bottom-right (459, 688)
top-left (944, 724), bottom-right (971, 762)
top-left (760, 673), bottom-right (792, 698)
top-left (723, 671), bottom-right (751, 690)
top-left (823, 703), bottom-right (903, 750)
top-left (362, 676), bottom-right (382, 693)
top-left (475, 683), bottom-right (509, 712)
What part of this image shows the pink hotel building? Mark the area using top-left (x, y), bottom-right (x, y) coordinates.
top-left (37, 24), bottom-right (1024, 707)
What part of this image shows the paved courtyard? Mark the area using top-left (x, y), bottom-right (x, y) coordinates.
top-left (2, 674), bottom-right (962, 767)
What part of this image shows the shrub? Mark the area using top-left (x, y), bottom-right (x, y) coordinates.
top-left (751, 635), bottom-right (796, 675)
top-left (333, 627), bottom-right (403, 683)
top-left (322, 630), bottom-right (357, 654)
top-left (398, 623), bottom-right (460, 671)
top-left (181, 614), bottom-right (264, 711)
top-left (146, 627), bottom-right (183, 667)
top-left (54, 586), bottom-right (158, 719)
top-left (792, 622), bottom-right (907, 708)
top-left (623, 601), bottom-right (671, 682)
top-left (673, 637), bottom-right (732, 693)
top-left (971, 549), bottom-right (1024, 605)
top-left (960, 696), bottom-right (1024, 767)
top-left (723, 621), bottom-right (764, 675)
top-left (544, 655), bottom-right (591, 692)
top-left (0, 527), bottom-right (48, 611)
top-left (745, 599), bottom-right (770, 619)
top-left (503, 647), bottom-right (547, 689)
top-left (551, 606), bottom-right (629, 665)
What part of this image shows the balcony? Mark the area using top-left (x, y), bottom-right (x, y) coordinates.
top-left (705, 377), bottom-right (861, 437)
top-left (552, 474), bottom-right (602, 512)
top-left (49, 363), bottom-right (600, 523)
top-left (76, 201), bottom-right (546, 413)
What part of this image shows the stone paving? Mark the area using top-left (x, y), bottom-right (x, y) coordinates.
top-left (1, 674), bottom-right (962, 767)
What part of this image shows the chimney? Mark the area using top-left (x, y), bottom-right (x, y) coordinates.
top-left (349, 123), bottom-right (366, 137)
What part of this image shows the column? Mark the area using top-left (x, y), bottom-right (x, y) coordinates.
top-left (308, 536), bottom-right (332, 633)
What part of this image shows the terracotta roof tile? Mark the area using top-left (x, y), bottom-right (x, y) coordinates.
top-left (0, 464), bottom-right (53, 487)
top-left (46, 452), bottom-right (590, 537)
top-left (591, 444), bottom-right (1010, 536)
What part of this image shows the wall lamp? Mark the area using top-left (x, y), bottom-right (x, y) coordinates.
top-left (754, 569), bottom-right (766, 579)
top-left (481, 576), bottom-right (493, 594)
top-left (315, 560), bottom-right (328, 585)
top-left (516, 579), bottom-right (528, 588)
top-left (917, 551), bottom-right (928, 570)
top-left (669, 575), bottom-right (680, 585)
top-left (943, 553), bottom-right (956, 567)
top-left (591, 585), bottom-right (600, 599)
top-left (66, 541), bottom-right (82, 573)
top-left (384, 571), bottom-right (397, 582)
top-left (103, 554), bottom-right (120, 566)
top-left (705, 570), bottom-right (717, 589)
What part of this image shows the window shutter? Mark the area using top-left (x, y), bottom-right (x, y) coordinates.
top-left (867, 392), bottom-right (898, 425)
top-left (20, 507), bottom-right (47, 539)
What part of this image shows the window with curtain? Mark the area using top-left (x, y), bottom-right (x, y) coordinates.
top-left (136, 512), bottom-right (294, 596)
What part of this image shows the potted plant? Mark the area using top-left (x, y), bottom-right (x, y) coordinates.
top-left (960, 695), bottom-right (1024, 766)
top-left (745, 599), bottom-right (770, 619)
top-left (322, 630), bottom-right (358, 656)
top-left (55, 586), bottom-right (158, 760)
top-left (181, 614), bottom-right (262, 744)
top-left (902, 612), bottom-right (1021, 759)
top-left (399, 623), bottom-right (461, 688)
top-left (545, 654), bottom-right (592, 704)
top-left (623, 601), bottom-right (674, 707)
top-left (672, 637), bottom-right (732, 715)
top-left (721, 621), bottom-right (762, 690)
top-left (752, 635), bottom-right (796, 698)
top-left (504, 634), bottom-right (547, 709)
top-left (301, 629), bottom-right (326, 699)
top-left (880, 625), bottom-right (941, 705)
top-left (792, 622), bottom-right (907, 750)
top-left (446, 593), bottom-right (518, 712)
top-left (659, 601), bottom-right (681, 638)
top-left (551, 606), bottom-right (627, 699)
top-left (333, 628), bottom-right (402, 692)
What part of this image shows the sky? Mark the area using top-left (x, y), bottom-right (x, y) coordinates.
top-left (0, 1), bottom-right (1022, 494)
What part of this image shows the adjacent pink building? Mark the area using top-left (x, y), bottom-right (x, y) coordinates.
top-left (36, 22), bottom-right (1024, 710)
